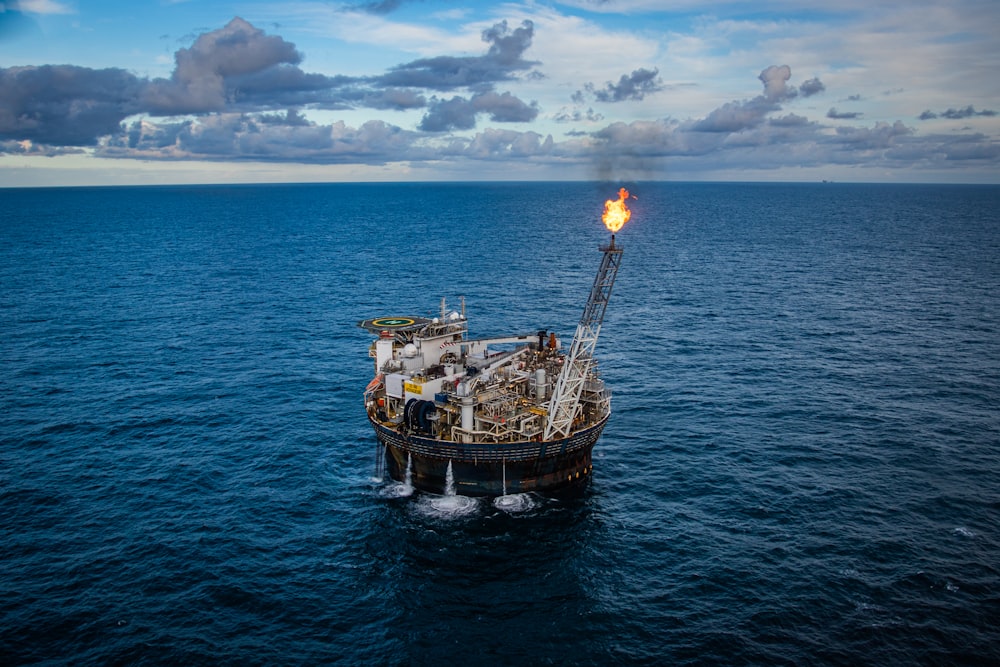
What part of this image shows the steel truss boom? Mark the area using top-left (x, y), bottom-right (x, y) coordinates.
top-left (544, 239), bottom-right (624, 440)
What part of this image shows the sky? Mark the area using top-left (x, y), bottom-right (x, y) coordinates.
top-left (1, 0), bottom-right (999, 186)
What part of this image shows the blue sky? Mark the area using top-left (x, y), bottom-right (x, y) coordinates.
top-left (1, 0), bottom-right (998, 186)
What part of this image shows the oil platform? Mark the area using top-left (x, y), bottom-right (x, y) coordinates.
top-left (360, 189), bottom-right (632, 496)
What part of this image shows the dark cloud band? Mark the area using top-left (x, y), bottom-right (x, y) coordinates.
top-left (2, 18), bottom-right (997, 175)
top-left (0, 16), bottom-right (540, 148)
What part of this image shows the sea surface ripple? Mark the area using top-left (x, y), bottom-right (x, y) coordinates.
top-left (2, 182), bottom-right (999, 665)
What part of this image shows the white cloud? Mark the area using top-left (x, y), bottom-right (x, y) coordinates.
top-left (10, 0), bottom-right (74, 15)
top-left (2, 0), bottom-right (999, 184)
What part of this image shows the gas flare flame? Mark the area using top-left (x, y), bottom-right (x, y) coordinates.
top-left (602, 187), bottom-right (631, 233)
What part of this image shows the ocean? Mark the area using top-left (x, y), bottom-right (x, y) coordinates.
top-left (2, 181), bottom-right (999, 665)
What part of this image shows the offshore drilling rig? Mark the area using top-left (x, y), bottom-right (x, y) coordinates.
top-left (359, 189), bottom-right (632, 496)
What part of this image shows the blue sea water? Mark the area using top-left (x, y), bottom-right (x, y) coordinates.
top-left (2, 181), bottom-right (999, 665)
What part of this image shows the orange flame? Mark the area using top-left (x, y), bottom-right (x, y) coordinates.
top-left (602, 187), bottom-right (631, 233)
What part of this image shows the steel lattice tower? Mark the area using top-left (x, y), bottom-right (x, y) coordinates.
top-left (544, 238), bottom-right (624, 440)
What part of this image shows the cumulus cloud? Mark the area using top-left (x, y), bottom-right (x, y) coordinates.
top-left (0, 65), bottom-right (143, 145)
top-left (592, 120), bottom-right (686, 154)
top-left (377, 20), bottom-right (537, 91)
top-left (583, 67), bottom-right (664, 103)
top-left (85, 72), bottom-right (997, 173)
top-left (577, 68), bottom-right (998, 176)
top-left (105, 113), bottom-right (422, 164)
top-left (693, 98), bottom-right (779, 133)
top-left (256, 109), bottom-right (312, 126)
top-left (0, 138), bottom-right (83, 156)
top-left (919, 105), bottom-right (998, 120)
top-left (0, 16), bottom-right (546, 150)
top-left (941, 135), bottom-right (1000, 160)
top-left (103, 108), bottom-right (553, 165)
top-left (553, 107), bottom-right (604, 123)
top-left (0, 18), bottom-right (347, 146)
top-left (3, 15), bottom-right (998, 177)
top-left (419, 91), bottom-right (538, 132)
top-left (583, 110), bottom-right (999, 175)
top-left (828, 108), bottom-right (864, 120)
top-left (473, 90), bottom-right (539, 123)
top-left (799, 77), bottom-right (825, 97)
top-left (142, 17), bottom-right (307, 115)
top-left (222, 66), bottom-right (353, 110)
top-left (90, 60), bottom-right (992, 172)
top-left (691, 65), bottom-right (800, 133)
top-left (770, 113), bottom-right (811, 127)
top-left (759, 65), bottom-right (794, 102)
top-left (344, 87), bottom-right (421, 110)
top-left (459, 128), bottom-right (554, 159)
top-left (419, 96), bottom-right (478, 132)
top-left (833, 120), bottom-right (911, 146)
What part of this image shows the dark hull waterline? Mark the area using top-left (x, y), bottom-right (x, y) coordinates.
top-left (372, 415), bottom-right (608, 496)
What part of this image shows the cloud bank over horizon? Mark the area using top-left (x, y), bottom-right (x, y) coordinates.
top-left (1, 3), bottom-right (998, 183)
